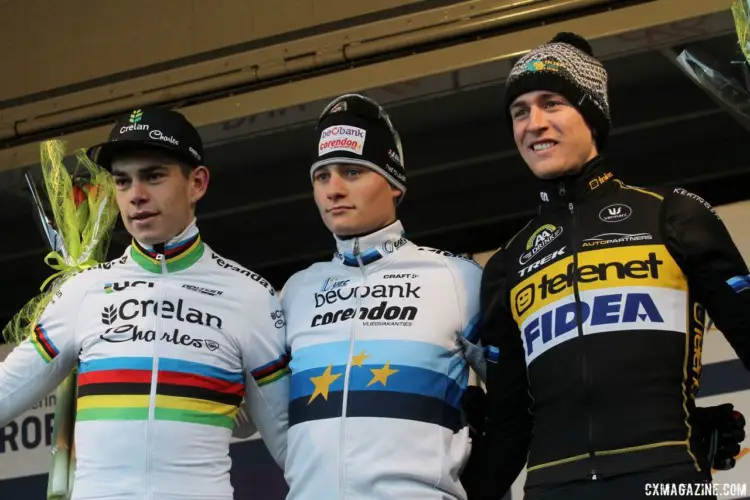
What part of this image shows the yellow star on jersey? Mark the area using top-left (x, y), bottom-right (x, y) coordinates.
top-left (308, 364), bottom-right (341, 404)
top-left (367, 361), bottom-right (399, 387)
top-left (351, 350), bottom-right (371, 368)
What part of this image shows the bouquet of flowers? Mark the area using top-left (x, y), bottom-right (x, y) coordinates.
top-left (2, 139), bottom-right (119, 500)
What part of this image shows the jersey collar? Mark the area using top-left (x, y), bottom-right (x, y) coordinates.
top-left (333, 220), bottom-right (408, 267)
top-left (130, 218), bottom-right (205, 273)
top-left (537, 155), bottom-right (615, 209)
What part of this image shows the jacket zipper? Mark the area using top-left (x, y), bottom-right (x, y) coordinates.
top-left (145, 252), bottom-right (168, 499)
top-left (339, 239), bottom-right (367, 500)
top-left (567, 200), bottom-right (598, 481)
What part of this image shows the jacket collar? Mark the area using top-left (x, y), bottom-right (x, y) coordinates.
top-left (537, 155), bottom-right (615, 209)
top-left (130, 218), bottom-right (204, 273)
top-left (333, 220), bottom-right (408, 267)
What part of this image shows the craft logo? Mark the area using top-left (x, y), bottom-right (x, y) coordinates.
top-left (519, 224), bottom-right (564, 265)
top-left (599, 203), bottom-right (632, 223)
top-left (319, 125), bottom-right (366, 156)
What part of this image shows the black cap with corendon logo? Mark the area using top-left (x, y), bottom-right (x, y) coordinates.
top-left (310, 94), bottom-right (407, 204)
top-left (86, 107), bottom-right (204, 170)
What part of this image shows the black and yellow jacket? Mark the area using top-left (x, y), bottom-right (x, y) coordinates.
top-left (479, 156), bottom-right (750, 491)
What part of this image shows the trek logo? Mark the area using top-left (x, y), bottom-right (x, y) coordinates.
top-left (523, 292), bottom-right (664, 358)
top-left (101, 299), bottom-right (223, 329)
top-left (148, 129), bottom-right (179, 145)
top-left (514, 252), bottom-right (663, 317)
top-left (319, 125), bottom-right (366, 156)
top-left (518, 247), bottom-right (566, 277)
top-left (599, 203), bottom-right (632, 223)
top-left (582, 233), bottom-right (652, 248)
top-left (519, 225), bottom-right (564, 265)
top-left (211, 253), bottom-right (275, 296)
top-left (321, 277), bottom-right (351, 292)
top-left (540, 191), bottom-right (550, 202)
top-left (382, 237), bottom-right (407, 254)
top-left (315, 282), bottom-right (421, 307)
top-left (104, 281), bottom-right (155, 294)
top-left (311, 301), bottom-right (417, 328)
top-left (100, 324), bottom-right (220, 351)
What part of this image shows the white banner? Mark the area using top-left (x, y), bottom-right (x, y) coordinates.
top-left (0, 343), bottom-right (58, 480)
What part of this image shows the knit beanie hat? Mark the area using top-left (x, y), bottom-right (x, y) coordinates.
top-left (504, 32), bottom-right (611, 150)
top-left (311, 94), bottom-right (406, 204)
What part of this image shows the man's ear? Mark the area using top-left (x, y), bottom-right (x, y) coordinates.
top-left (189, 166), bottom-right (210, 204)
top-left (391, 186), bottom-right (403, 207)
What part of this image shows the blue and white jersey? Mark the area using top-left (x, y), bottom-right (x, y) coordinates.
top-left (281, 220), bottom-right (482, 500)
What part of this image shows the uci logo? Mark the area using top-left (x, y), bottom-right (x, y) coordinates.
top-left (599, 203), bottom-right (632, 223)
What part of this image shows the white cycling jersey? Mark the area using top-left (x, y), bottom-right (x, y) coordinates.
top-left (0, 220), bottom-right (290, 500)
top-left (281, 220), bottom-right (482, 500)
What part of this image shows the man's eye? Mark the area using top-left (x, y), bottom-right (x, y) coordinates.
top-left (513, 109), bottom-right (528, 119)
top-left (347, 169), bottom-right (361, 177)
top-left (146, 173), bottom-right (164, 181)
top-left (114, 178), bottom-right (129, 187)
top-left (544, 100), bottom-right (563, 109)
top-left (315, 172), bottom-right (330, 182)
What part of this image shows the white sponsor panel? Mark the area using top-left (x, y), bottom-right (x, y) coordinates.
top-left (0, 343), bottom-right (57, 480)
top-left (521, 286), bottom-right (687, 365)
top-left (318, 125), bottom-right (366, 156)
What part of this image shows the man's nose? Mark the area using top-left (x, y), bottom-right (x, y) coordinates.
top-left (527, 105), bottom-right (548, 131)
top-left (326, 173), bottom-right (348, 199)
top-left (129, 180), bottom-right (149, 205)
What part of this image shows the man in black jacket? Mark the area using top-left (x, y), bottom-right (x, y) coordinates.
top-left (475, 32), bottom-right (749, 499)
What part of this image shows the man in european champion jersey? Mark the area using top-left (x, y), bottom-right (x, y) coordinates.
top-left (472, 32), bottom-right (749, 499)
top-left (0, 108), bottom-right (290, 500)
top-left (280, 94), bottom-right (486, 499)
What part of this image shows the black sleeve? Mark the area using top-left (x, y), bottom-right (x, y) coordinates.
top-left (662, 188), bottom-right (750, 371)
top-left (464, 247), bottom-right (533, 498)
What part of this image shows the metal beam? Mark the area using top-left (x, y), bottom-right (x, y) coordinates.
top-left (0, 0), bottom-right (730, 174)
